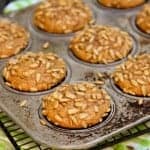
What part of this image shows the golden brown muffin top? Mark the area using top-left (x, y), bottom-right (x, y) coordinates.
top-left (113, 54), bottom-right (150, 96)
top-left (70, 25), bottom-right (133, 64)
top-left (0, 19), bottom-right (29, 58)
top-left (3, 52), bottom-right (67, 92)
top-left (42, 82), bottom-right (111, 129)
top-left (98, 0), bottom-right (145, 9)
top-left (34, 0), bottom-right (92, 33)
top-left (136, 4), bottom-right (150, 34)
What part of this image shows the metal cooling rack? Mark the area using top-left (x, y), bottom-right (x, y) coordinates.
top-left (0, 111), bottom-right (149, 150)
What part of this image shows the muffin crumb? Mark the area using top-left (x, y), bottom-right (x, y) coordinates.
top-left (43, 42), bottom-right (50, 49)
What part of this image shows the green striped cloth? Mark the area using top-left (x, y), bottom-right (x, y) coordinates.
top-left (0, 128), bottom-right (14, 150)
top-left (104, 134), bottom-right (150, 150)
top-left (3, 0), bottom-right (42, 14)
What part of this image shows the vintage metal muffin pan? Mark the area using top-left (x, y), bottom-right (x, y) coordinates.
top-left (0, 0), bottom-right (150, 149)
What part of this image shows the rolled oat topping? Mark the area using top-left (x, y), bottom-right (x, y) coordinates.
top-left (113, 54), bottom-right (150, 97)
top-left (33, 0), bottom-right (93, 34)
top-left (136, 4), bottom-right (150, 34)
top-left (98, 0), bottom-right (145, 9)
top-left (70, 25), bottom-right (133, 64)
top-left (0, 19), bottom-right (30, 58)
top-left (42, 82), bottom-right (111, 129)
top-left (3, 52), bottom-right (67, 92)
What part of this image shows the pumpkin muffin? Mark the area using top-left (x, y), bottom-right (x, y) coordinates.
top-left (33, 0), bottom-right (93, 34)
top-left (113, 54), bottom-right (150, 97)
top-left (3, 52), bottom-right (67, 92)
top-left (98, 0), bottom-right (145, 9)
top-left (69, 25), bottom-right (133, 64)
top-left (0, 19), bottom-right (29, 58)
top-left (42, 82), bottom-right (111, 129)
top-left (136, 4), bottom-right (150, 34)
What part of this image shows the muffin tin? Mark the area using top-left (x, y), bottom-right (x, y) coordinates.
top-left (0, 0), bottom-right (149, 149)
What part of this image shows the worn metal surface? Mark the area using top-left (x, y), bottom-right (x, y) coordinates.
top-left (0, 0), bottom-right (150, 149)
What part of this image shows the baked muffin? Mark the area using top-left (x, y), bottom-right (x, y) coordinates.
top-left (69, 25), bottom-right (133, 64)
top-left (113, 54), bottom-right (150, 97)
top-left (3, 52), bottom-right (67, 92)
top-left (0, 19), bottom-right (29, 59)
top-left (42, 82), bottom-right (111, 129)
top-left (33, 0), bottom-right (93, 34)
top-left (136, 4), bottom-right (150, 34)
top-left (98, 0), bottom-right (145, 9)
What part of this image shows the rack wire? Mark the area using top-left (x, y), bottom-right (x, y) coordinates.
top-left (0, 111), bottom-right (149, 150)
